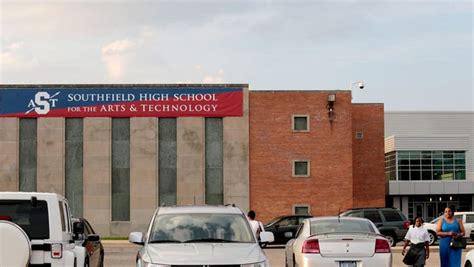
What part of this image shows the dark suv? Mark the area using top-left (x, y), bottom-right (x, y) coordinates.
top-left (340, 207), bottom-right (410, 246)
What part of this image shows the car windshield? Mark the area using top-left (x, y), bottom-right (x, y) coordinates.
top-left (0, 200), bottom-right (50, 239)
top-left (310, 219), bottom-right (376, 235)
top-left (149, 213), bottom-right (255, 243)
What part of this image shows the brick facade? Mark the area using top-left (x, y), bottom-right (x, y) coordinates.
top-left (249, 91), bottom-right (385, 223)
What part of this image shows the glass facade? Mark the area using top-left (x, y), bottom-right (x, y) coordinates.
top-left (385, 150), bottom-right (466, 181)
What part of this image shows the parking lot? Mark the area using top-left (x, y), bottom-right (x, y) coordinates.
top-left (103, 240), bottom-right (471, 267)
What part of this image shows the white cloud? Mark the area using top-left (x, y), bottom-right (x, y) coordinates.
top-left (101, 39), bottom-right (135, 56)
top-left (0, 41), bottom-right (38, 70)
top-left (202, 69), bottom-right (225, 83)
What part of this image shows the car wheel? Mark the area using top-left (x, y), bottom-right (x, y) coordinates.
top-left (384, 234), bottom-right (396, 247)
top-left (428, 231), bottom-right (437, 246)
top-left (466, 260), bottom-right (472, 267)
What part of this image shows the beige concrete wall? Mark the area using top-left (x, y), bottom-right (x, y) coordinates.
top-left (223, 87), bottom-right (249, 211)
top-left (37, 118), bottom-right (65, 194)
top-left (0, 118), bottom-right (19, 191)
top-left (130, 118), bottom-right (158, 233)
top-left (83, 118), bottom-right (111, 236)
top-left (177, 118), bottom-right (204, 205)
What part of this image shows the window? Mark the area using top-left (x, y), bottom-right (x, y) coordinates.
top-left (294, 205), bottom-right (310, 215)
top-left (364, 210), bottom-right (382, 223)
top-left (382, 210), bottom-right (402, 222)
top-left (58, 201), bottom-right (66, 232)
top-left (355, 132), bottom-right (364, 139)
top-left (392, 150), bottom-right (466, 181)
top-left (292, 115), bottom-right (309, 131)
top-left (346, 211), bottom-right (363, 218)
top-left (293, 160), bottom-right (310, 177)
top-left (0, 200), bottom-right (50, 239)
top-left (466, 215), bottom-right (474, 223)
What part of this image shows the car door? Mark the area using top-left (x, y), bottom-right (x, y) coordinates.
top-left (272, 217), bottom-right (298, 244)
top-left (83, 220), bottom-right (100, 266)
top-left (465, 214), bottom-right (474, 239)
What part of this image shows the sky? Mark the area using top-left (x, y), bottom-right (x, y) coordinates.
top-left (0, 0), bottom-right (472, 111)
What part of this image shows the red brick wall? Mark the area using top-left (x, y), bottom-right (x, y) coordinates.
top-left (249, 91), bottom-right (355, 223)
top-left (352, 104), bottom-right (386, 208)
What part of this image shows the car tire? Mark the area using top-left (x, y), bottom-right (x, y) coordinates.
top-left (428, 231), bottom-right (437, 246)
top-left (384, 233), bottom-right (397, 247)
top-left (466, 260), bottom-right (472, 267)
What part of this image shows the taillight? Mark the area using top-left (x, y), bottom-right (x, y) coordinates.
top-left (0, 215), bottom-right (12, 221)
top-left (51, 243), bottom-right (63, 259)
top-left (375, 239), bottom-right (391, 253)
top-left (302, 239), bottom-right (320, 254)
top-left (403, 220), bottom-right (410, 229)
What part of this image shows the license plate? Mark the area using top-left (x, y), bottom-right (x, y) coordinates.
top-left (339, 262), bottom-right (357, 267)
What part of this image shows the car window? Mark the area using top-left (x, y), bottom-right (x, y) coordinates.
top-left (150, 213), bottom-right (254, 243)
top-left (345, 211), bottom-right (363, 218)
top-left (279, 217), bottom-right (298, 226)
top-left (310, 219), bottom-right (376, 234)
top-left (381, 210), bottom-right (403, 222)
top-left (84, 220), bottom-right (95, 234)
top-left (466, 215), bottom-right (474, 223)
top-left (454, 215), bottom-right (462, 221)
top-left (364, 210), bottom-right (382, 223)
top-left (58, 201), bottom-right (66, 232)
top-left (0, 200), bottom-right (50, 239)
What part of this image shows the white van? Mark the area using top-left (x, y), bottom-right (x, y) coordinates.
top-left (0, 192), bottom-right (86, 266)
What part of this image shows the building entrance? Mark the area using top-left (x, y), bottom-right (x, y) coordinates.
top-left (408, 195), bottom-right (471, 222)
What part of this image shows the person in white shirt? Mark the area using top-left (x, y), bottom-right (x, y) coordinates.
top-left (247, 210), bottom-right (263, 239)
top-left (402, 217), bottom-right (430, 267)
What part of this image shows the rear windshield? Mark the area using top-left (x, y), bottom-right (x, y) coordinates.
top-left (310, 219), bottom-right (376, 235)
top-left (0, 200), bottom-right (50, 239)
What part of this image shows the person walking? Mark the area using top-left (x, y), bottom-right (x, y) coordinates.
top-left (402, 216), bottom-right (430, 266)
top-left (247, 210), bottom-right (263, 239)
top-left (437, 206), bottom-right (465, 267)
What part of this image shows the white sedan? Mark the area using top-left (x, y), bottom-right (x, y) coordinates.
top-left (285, 216), bottom-right (392, 267)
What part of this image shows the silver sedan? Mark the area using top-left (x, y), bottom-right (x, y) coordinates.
top-left (285, 216), bottom-right (392, 267)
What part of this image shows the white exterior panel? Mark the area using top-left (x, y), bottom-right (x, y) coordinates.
top-left (385, 112), bottom-right (474, 180)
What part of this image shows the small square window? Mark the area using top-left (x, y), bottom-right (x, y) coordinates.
top-left (293, 160), bottom-right (310, 177)
top-left (294, 205), bottom-right (310, 215)
top-left (292, 115), bottom-right (309, 131)
top-left (355, 132), bottom-right (364, 139)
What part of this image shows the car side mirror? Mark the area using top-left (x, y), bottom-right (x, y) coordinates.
top-left (73, 221), bottom-right (84, 235)
top-left (259, 231), bottom-right (274, 243)
top-left (87, 234), bottom-right (100, 242)
top-left (129, 232), bottom-right (144, 245)
top-left (284, 232), bottom-right (293, 238)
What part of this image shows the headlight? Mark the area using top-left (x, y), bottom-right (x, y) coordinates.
top-left (241, 260), bottom-right (269, 267)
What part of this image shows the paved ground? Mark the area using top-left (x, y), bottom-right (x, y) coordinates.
top-left (103, 240), bottom-right (471, 267)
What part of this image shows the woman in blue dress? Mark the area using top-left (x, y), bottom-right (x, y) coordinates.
top-left (436, 206), bottom-right (465, 267)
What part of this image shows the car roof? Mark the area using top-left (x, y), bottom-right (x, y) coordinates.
top-left (306, 216), bottom-right (373, 223)
top-left (0, 192), bottom-right (67, 202)
top-left (156, 205), bottom-right (244, 215)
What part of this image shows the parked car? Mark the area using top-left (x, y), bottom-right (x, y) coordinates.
top-left (339, 207), bottom-right (410, 247)
top-left (285, 216), bottom-right (392, 267)
top-left (263, 215), bottom-right (312, 245)
top-left (0, 192), bottom-right (86, 266)
top-left (129, 205), bottom-right (274, 266)
top-left (423, 211), bottom-right (474, 245)
top-left (73, 218), bottom-right (104, 267)
top-left (465, 249), bottom-right (474, 267)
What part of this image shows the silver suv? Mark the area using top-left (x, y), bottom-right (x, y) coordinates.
top-left (129, 205), bottom-right (273, 266)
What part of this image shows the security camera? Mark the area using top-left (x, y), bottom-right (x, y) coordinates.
top-left (357, 81), bottom-right (365, 89)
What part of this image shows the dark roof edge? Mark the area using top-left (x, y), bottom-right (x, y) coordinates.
top-left (0, 84), bottom-right (249, 88)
